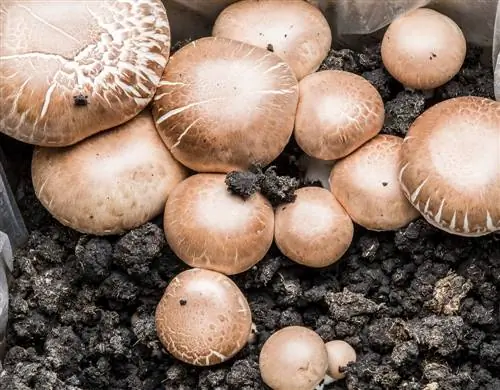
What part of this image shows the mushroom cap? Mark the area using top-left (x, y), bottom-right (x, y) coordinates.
top-left (399, 96), bottom-right (500, 236)
top-left (330, 134), bottom-right (420, 231)
top-left (212, 0), bottom-right (332, 80)
top-left (325, 340), bottom-right (357, 380)
top-left (259, 326), bottom-right (328, 390)
top-left (294, 70), bottom-right (385, 160)
top-left (163, 173), bottom-right (274, 275)
top-left (155, 268), bottom-right (252, 366)
top-left (0, 0), bottom-right (171, 146)
top-left (274, 187), bottom-right (354, 268)
top-left (152, 36), bottom-right (299, 173)
top-left (381, 7), bottom-right (466, 90)
top-left (31, 110), bottom-right (188, 235)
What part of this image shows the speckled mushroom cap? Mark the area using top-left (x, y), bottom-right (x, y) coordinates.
top-left (381, 7), bottom-right (466, 90)
top-left (31, 110), bottom-right (188, 235)
top-left (152, 36), bottom-right (299, 173)
top-left (163, 173), bottom-right (274, 275)
top-left (259, 326), bottom-right (328, 390)
top-left (330, 134), bottom-right (420, 231)
top-left (155, 268), bottom-right (252, 366)
top-left (399, 96), bottom-right (500, 236)
top-left (0, 0), bottom-right (170, 146)
top-left (294, 70), bottom-right (385, 160)
top-left (274, 187), bottom-right (354, 268)
top-left (212, 0), bottom-right (332, 80)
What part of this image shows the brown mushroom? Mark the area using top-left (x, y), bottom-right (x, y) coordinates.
top-left (0, 0), bottom-right (171, 146)
top-left (212, 0), bottom-right (332, 80)
top-left (152, 36), bottom-right (299, 173)
top-left (259, 326), bottom-right (328, 390)
top-left (325, 340), bottom-right (357, 380)
top-left (294, 70), bottom-right (385, 160)
top-left (399, 96), bottom-right (500, 236)
top-left (330, 134), bottom-right (420, 231)
top-left (31, 110), bottom-right (188, 235)
top-left (381, 8), bottom-right (466, 90)
top-left (274, 187), bottom-right (353, 268)
top-left (155, 268), bottom-right (252, 366)
top-left (163, 173), bottom-right (274, 275)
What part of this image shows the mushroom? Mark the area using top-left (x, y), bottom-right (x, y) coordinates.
top-left (294, 70), bottom-right (385, 160)
top-left (155, 268), bottom-right (252, 366)
top-left (324, 340), bottom-right (357, 380)
top-left (212, 0), bottom-right (332, 80)
top-left (399, 96), bottom-right (500, 236)
top-left (381, 7), bottom-right (466, 90)
top-left (329, 134), bottom-right (420, 231)
top-left (152, 36), bottom-right (299, 173)
top-left (274, 187), bottom-right (353, 268)
top-left (163, 173), bottom-right (274, 275)
top-left (31, 110), bottom-right (188, 235)
top-left (259, 326), bottom-right (329, 390)
top-left (0, 0), bottom-right (171, 146)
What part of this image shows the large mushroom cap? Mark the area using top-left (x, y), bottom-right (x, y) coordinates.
top-left (152, 36), bottom-right (299, 173)
top-left (0, 0), bottom-right (170, 146)
top-left (212, 0), bottom-right (332, 80)
top-left (381, 7), bottom-right (466, 90)
top-left (155, 268), bottom-right (252, 366)
top-left (31, 110), bottom-right (188, 235)
top-left (399, 96), bottom-right (500, 236)
top-left (294, 70), bottom-right (385, 160)
top-left (163, 173), bottom-right (274, 275)
top-left (330, 134), bottom-right (420, 231)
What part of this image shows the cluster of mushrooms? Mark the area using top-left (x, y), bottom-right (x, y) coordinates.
top-left (1, 0), bottom-right (499, 389)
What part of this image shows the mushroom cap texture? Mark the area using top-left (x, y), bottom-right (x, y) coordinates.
top-left (0, 0), bottom-right (170, 146)
top-left (155, 268), bottom-right (252, 366)
top-left (325, 340), bottom-right (357, 380)
top-left (212, 0), bottom-right (332, 81)
top-left (381, 7), bottom-right (466, 90)
top-left (31, 110), bottom-right (188, 235)
top-left (399, 96), bottom-right (500, 236)
top-left (163, 173), bottom-right (275, 275)
top-left (330, 134), bottom-right (420, 231)
top-left (274, 187), bottom-right (354, 268)
top-left (152, 36), bottom-right (299, 173)
top-left (294, 70), bottom-right (385, 160)
top-left (259, 326), bottom-right (328, 390)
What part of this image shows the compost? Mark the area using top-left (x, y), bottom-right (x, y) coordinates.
top-left (1, 41), bottom-right (499, 390)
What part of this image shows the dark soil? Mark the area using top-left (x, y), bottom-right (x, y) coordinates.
top-left (1, 40), bottom-right (499, 390)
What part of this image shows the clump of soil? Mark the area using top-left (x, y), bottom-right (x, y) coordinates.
top-left (1, 40), bottom-right (499, 390)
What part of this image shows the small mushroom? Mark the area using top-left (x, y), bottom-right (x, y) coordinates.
top-left (330, 134), bottom-right (420, 231)
top-left (381, 7), bottom-right (466, 90)
top-left (259, 326), bottom-right (328, 390)
top-left (294, 70), bottom-right (385, 160)
top-left (31, 110), bottom-right (188, 235)
top-left (152, 36), bottom-right (299, 173)
top-left (163, 173), bottom-right (274, 275)
top-left (325, 340), bottom-right (357, 380)
top-left (155, 268), bottom-right (253, 366)
top-left (212, 0), bottom-right (332, 80)
top-left (0, 0), bottom-right (171, 146)
top-left (399, 96), bottom-right (500, 236)
top-left (274, 187), bottom-right (353, 268)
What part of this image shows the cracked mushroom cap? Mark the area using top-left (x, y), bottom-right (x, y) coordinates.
top-left (381, 7), bottom-right (466, 90)
top-left (259, 326), bottom-right (328, 390)
top-left (31, 110), bottom-right (188, 235)
top-left (325, 340), bottom-right (357, 380)
top-left (330, 134), bottom-right (420, 231)
top-left (0, 0), bottom-right (170, 146)
top-left (163, 173), bottom-right (274, 275)
top-left (155, 268), bottom-right (252, 366)
top-left (212, 0), bottom-right (332, 80)
top-left (294, 70), bottom-right (385, 160)
top-left (152, 36), bottom-right (299, 173)
top-left (399, 96), bottom-right (500, 236)
top-left (274, 187), bottom-right (354, 268)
